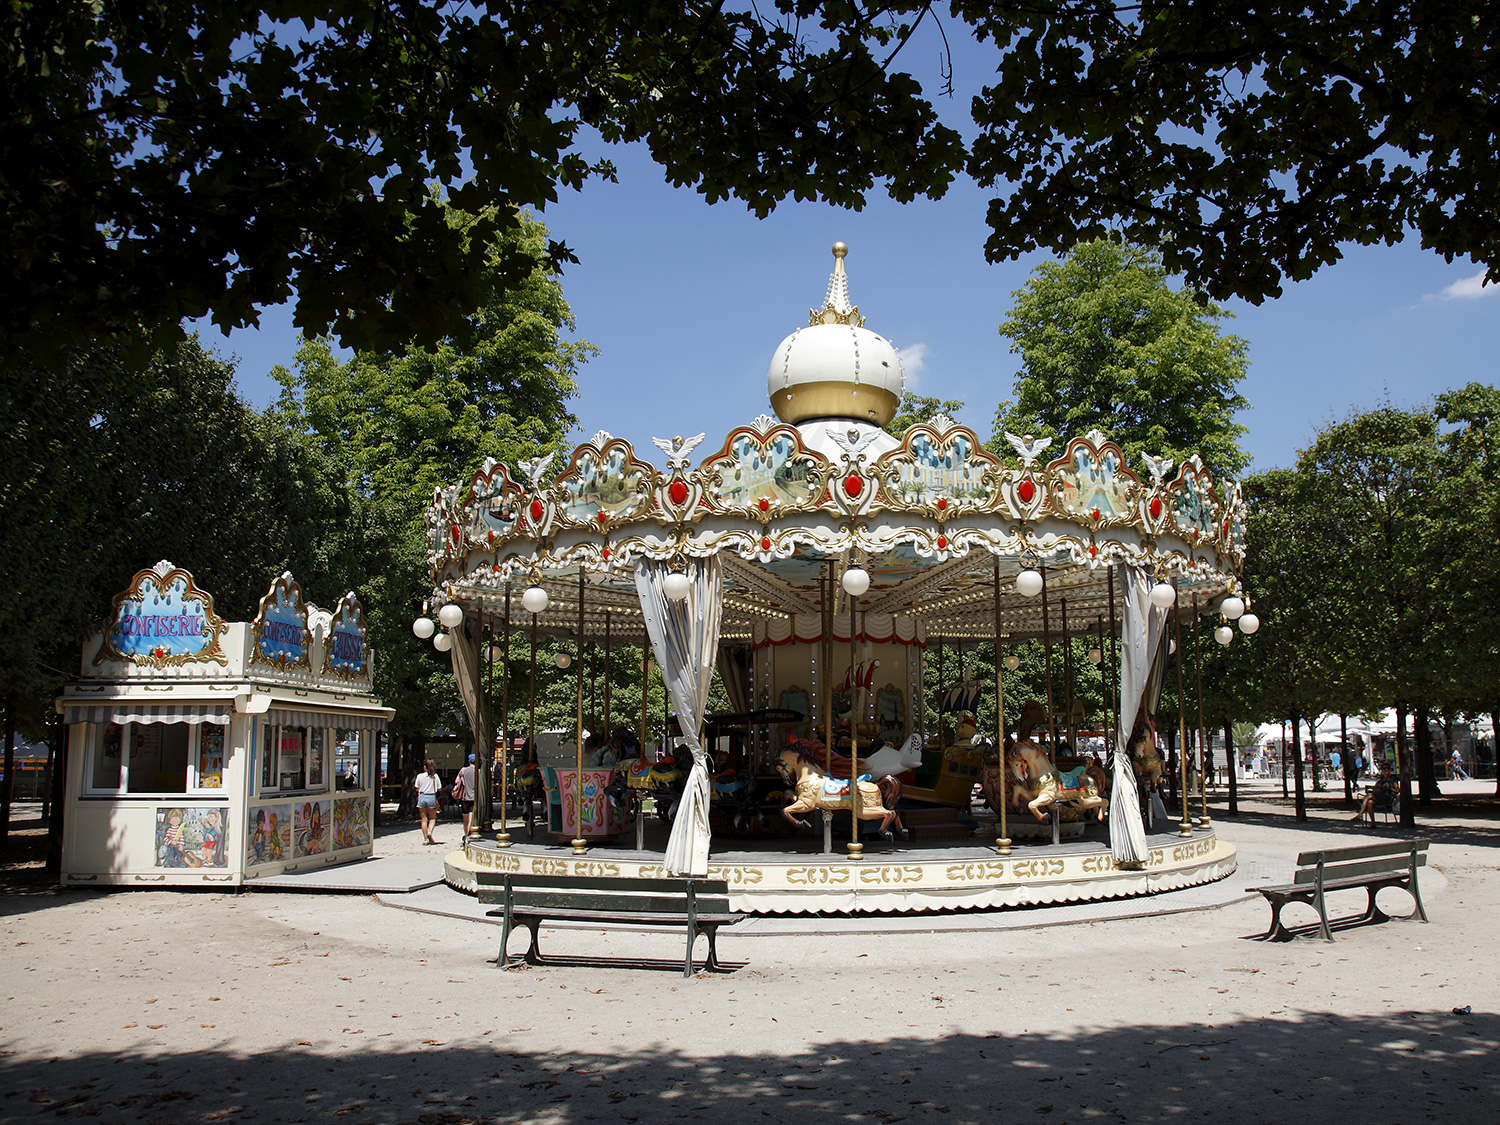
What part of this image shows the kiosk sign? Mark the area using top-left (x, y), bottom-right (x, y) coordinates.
top-left (97, 561), bottom-right (228, 668)
top-left (252, 572), bottom-right (310, 669)
top-left (324, 592), bottom-right (370, 681)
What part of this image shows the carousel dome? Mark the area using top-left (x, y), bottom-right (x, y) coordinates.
top-left (767, 243), bottom-right (905, 429)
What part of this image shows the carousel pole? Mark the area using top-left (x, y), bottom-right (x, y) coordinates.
top-left (848, 576), bottom-right (862, 860)
top-left (824, 563), bottom-right (834, 778)
top-left (604, 612), bottom-right (612, 737)
top-left (994, 556), bottom-right (1010, 855)
top-left (497, 584), bottom-right (512, 846)
top-left (1194, 594), bottom-right (1211, 829)
top-left (1060, 595), bottom-right (1074, 751)
top-left (1108, 568), bottom-right (1120, 760)
top-left (474, 616), bottom-right (491, 839)
top-left (1040, 563), bottom-right (1057, 749)
top-left (640, 651), bottom-right (651, 755)
top-left (571, 571), bottom-right (587, 855)
top-left (1173, 581), bottom-right (1192, 837)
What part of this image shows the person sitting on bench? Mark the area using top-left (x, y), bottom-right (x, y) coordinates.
top-left (1351, 764), bottom-right (1397, 823)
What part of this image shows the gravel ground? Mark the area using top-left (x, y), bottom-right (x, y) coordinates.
top-left (2, 778), bottom-right (1497, 1124)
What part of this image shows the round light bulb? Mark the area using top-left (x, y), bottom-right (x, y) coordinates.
top-left (554, 652), bottom-right (571, 669)
top-left (1015, 569), bottom-right (1043, 597)
top-left (1215, 625), bottom-right (1234, 646)
top-left (1220, 595), bottom-right (1245, 620)
top-left (412, 616), bottom-right (435, 640)
top-left (522, 584), bottom-right (549, 614)
top-left (433, 632), bottom-right (452, 652)
top-left (842, 566), bottom-right (871, 597)
top-left (488, 644), bottom-right (504, 662)
top-left (663, 571), bottom-right (691, 601)
top-left (1149, 582), bottom-right (1177, 610)
top-left (438, 603), bottom-right (464, 628)
top-left (1238, 612), bottom-right (1260, 635)
top-left (1003, 654), bottom-right (1020, 672)
top-left (1087, 647), bottom-right (1102, 665)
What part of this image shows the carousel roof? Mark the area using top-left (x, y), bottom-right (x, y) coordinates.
top-left (424, 247), bottom-right (1247, 645)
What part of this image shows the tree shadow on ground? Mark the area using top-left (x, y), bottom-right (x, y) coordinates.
top-left (3, 1009), bottom-right (1496, 1124)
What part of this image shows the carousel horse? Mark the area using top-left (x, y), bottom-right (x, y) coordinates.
top-left (710, 768), bottom-right (765, 832)
top-left (784, 732), bottom-right (924, 782)
top-left (511, 762), bottom-right (546, 835)
top-left (1128, 723), bottom-right (1164, 791)
top-left (1008, 739), bottom-right (1109, 822)
top-left (611, 743), bottom-right (692, 822)
top-left (776, 748), bottom-right (907, 840)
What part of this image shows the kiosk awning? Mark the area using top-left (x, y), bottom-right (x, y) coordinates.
top-left (60, 701), bottom-right (233, 726)
top-left (268, 707), bottom-right (391, 732)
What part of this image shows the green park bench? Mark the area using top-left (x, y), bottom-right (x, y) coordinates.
top-left (1253, 839), bottom-right (1429, 942)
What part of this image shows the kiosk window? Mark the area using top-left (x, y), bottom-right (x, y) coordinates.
top-left (87, 722), bottom-right (193, 794)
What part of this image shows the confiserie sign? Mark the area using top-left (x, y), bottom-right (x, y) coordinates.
top-left (97, 561), bottom-right (229, 668)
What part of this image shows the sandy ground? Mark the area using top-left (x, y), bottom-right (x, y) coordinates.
top-left (2, 779), bottom-right (1498, 1124)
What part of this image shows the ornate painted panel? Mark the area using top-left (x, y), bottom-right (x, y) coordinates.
top-left (96, 561), bottom-right (229, 668)
top-left (467, 458), bottom-right (521, 545)
top-left (323, 592), bottom-right (371, 681)
top-left (878, 420), bottom-right (1000, 513)
top-left (252, 571), bottom-right (311, 670)
top-left (1046, 432), bottom-right (1141, 528)
top-left (700, 419), bottom-right (824, 513)
top-left (554, 435), bottom-right (654, 527)
top-left (1169, 456), bottom-right (1218, 544)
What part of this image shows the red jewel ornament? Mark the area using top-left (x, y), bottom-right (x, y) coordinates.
top-left (1017, 479), bottom-right (1036, 504)
top-left (936, 535), bottom-right (947, 550)
top-left (1223, 519), bottom-right (1231, 537)
top-left (530, 498), bottom-right (544, 523)
top-left (596, 510), bottom-right (609, 525)
top-left (1092, 508), bottom-right (1102, 522)
top-left (1149, 495), bottom-right (1162, 520)
top-left (936, 496), bottom-right (948, 512)
top-left (487, 529), bottom-right (495, 544)
top-left (668, 479), bottom-right (688, 506)
top-left (760, 536), bottom-right (772, 551)
top-left (602, 548), bottom-right (611, 560)
top-left (1090, 544), bottom-right (1098, 557)
top-left (758, 497), bottom-right (770, 512)
top-left (843, 473), bottom-right (862, 498)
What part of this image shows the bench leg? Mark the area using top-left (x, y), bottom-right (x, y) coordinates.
top-left (702, 924), bottom-right (722, 972)
top-left (1263, 898), bottom-right (1294, 942)
top-left (524, 919), bottom-right (545, 965)
top-left (496, 885), bottom-right (515, 968)
top-left (1408, 849), bottom-right (1429, 923)
top-left (1362, 885), bottom-right (1391, 926)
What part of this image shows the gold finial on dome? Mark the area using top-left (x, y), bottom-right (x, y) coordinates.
top-left (809, 241), bottom-right (864, 327)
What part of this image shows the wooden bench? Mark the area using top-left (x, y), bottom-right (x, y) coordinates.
top-left (476, 872), bottom-right (742, 977)
top-left (1253, 840), bottom-right (1429, 942)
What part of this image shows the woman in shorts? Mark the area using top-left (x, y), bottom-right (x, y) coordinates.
top-left (414, 759), bottom-right (442, 844)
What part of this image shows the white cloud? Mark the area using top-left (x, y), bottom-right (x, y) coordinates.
top-left (1439, 269), bottom-right (1497, 300)
top-left (898, 342), bottom-right (928, 388)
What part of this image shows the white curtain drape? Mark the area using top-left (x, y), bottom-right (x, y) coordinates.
top-left (635, 556), bottom-right (723, 876)
top-left (449, 617), bottom-right (485, 751)
top-left (1112, 564), bottom-right (1170, 864)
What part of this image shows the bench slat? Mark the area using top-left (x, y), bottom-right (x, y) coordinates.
top-left (1292, 855), bottom-right (1426, 884)
top-left (486, 907), bottom-right (740, 926)
top-left (480, 890), bottom-right (732, 914)
top-left (1294, 841), bottom-right (1429, 866)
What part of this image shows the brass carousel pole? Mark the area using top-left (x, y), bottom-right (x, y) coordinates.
top-left (1194, 594), bottom-right (1211, 828)
top-left (604, 612), bottom-right (612, 737)
top-left (497, 583), bottom-right (512, 846)
top-left (823, 563), bottom-right (834, 778)
top-left (1040, 563), bottom-right (1057, 750)
top-left (848, 578), bottom-right (862, 859)
top-left (1060, 595), bottom-right (1074, 751)
top-left (572, 571), bottom-right (587, 855)
top-left (1173, 580), bottom-right (1192, 837)
top-left (475, 617), bottom-right (491, 839)
top-left (640, 651), bottom-right (651, 755)
top-left (994, 555), bottom-right (1010, 855)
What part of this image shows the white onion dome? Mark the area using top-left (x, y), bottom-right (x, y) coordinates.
top-left (768, 242), bottom-right (905, 428)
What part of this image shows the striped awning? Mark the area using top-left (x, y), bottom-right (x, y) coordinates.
top-left (60, 702), bottom-right (233, 726)
top-left (267, 707), bottom-right (390, 732)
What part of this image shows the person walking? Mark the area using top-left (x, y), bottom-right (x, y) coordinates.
top-left (1451, 747), bottom-right (1471, 781)
top-left (452, 753), bottom-right (477, 837)
top-left (414, 759), bottom-right (442, 845)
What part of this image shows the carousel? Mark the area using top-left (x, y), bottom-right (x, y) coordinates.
top-left (423, 244), bottom-right (1257, 914)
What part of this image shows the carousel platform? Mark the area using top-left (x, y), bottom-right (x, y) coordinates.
top-left (442, 815), bottom-right (1235, 915)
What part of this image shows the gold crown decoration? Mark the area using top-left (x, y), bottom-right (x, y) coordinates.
top-left (808, 242), bottom-right (865, 327)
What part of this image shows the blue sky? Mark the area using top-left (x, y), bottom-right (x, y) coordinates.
top-left (211, 144), bottom-right (1497, 476)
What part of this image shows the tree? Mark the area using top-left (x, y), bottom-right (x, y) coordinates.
top-left (273, 211), bottom-right (593, 740)
top-left (993, 240), bottom-right (1250, 477)
top-left (13, 4), bottom-right (1495, 363)
top-left (884, 392), bottom-right (966, 438)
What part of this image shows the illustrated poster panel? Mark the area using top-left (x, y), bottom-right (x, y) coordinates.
top-left (197, 725), bottom-right (225, 789)
top-left (709, 432), bottom-right (817, 509)
top-left (1054, 444), bottom-right (1133, 520)
top-left (294, 800), bottom-right (328, 857)
top-left (333, 797), bottom-right (372, 850)
top-left (889, 432), bottom-right (989, 508)
top-left (558, 446), bottom-right (649, 523)
top-left (155, 807), bottom-right (229, 869)
top-left (248, 804), bottom-right (291, 865)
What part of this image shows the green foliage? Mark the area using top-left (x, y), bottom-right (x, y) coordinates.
top-left (992, 241), bottom-right (1250, 477)
top-left (274, 211), bottom-right (591, 737)
top-left (0, 335), bottom-right (359, 721)
top-left (885, 393), bottom-right (966, 438)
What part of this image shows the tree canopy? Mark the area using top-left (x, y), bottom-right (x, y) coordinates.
top-left (8, 2), bottom-right (1495, 361)
top-left (993, 240), bottom-right (1250, 477)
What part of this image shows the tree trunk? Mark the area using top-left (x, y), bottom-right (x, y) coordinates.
top-left (1492, 710), bottom-right (1500, 797)
top-left (1415, 699), bottom-right (1438, 804)
top-left (45, 714), bottom-right (67, 877)
top-left (1224, 715), bottom-right (1238, 816)
top-left (1396, 702), bottom-right (1415, 827)
top-left (1341, 713), bottom-right (1354, 804)
top-left (0, 694), bottom-right (15, 842)
top-left (1280, 721), bottom-right (1289, 798)
top-left (1291, 714), bottom-right (1307, 822)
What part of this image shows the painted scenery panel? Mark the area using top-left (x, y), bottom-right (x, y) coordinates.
top-left (155, 807), bottom-right (228, 869)
top-left (248, 804), bottom-right (291, 866)
top-left (708, 432), bottom-right (818, 509)
top-left (888, 432), bottom-right (989, 507)
top-left (469, 472), bottom-right (518, 540)
top-left (294, 800), bottom-right (329, 857)
top-left (333, 797), bottom-right (372, 850)
top-left (1173, 472), bottom-right (1216, 540)
top-left (1053, 444), bottom-right (1134, 521)
top-left (197, 725), bottom-right (225, 789)
top-left (558, 446), bottom-right (649, 523)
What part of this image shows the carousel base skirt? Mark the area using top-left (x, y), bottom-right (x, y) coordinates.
top-left (444, 825), bottom-right (1234, 915)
